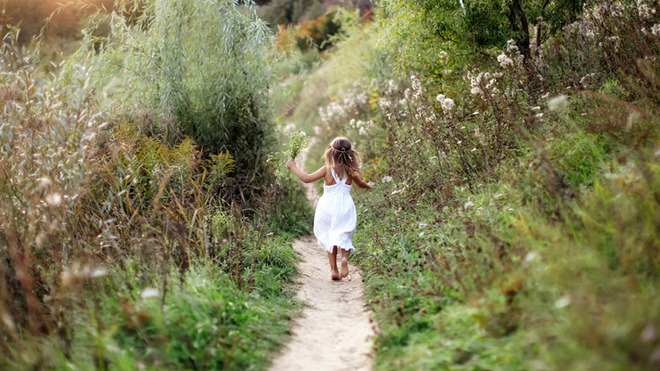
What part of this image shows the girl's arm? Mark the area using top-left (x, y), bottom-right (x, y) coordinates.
top-left (286, 159), bottom-right (326, 183)
top-left (353, 177), bottom-right (375, 190)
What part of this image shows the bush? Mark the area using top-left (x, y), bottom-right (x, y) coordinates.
top-left (88, 0), bottom-right (276, 192)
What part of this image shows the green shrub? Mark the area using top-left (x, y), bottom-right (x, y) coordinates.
top-left (87, 0), bottom-right (276, 189)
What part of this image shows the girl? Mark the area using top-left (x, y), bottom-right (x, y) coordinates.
top-left (286, 137), bottom-right (374, 280)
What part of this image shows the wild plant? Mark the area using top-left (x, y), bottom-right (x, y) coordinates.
top-left (0, 26), bottom-right (103, 342)
top-left (85, 0), bottom-right (276, 191)
top-left (287, 130), bottom-right (309, 159)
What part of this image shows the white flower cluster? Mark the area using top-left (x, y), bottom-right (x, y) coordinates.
top-left (349, 118), bottom-right (375, 136)
top-left (409, 75), bottom-right (424, 101)
top-left (564, 19), bottom-right (596, 39)
top-left (466, 70), bottom-right (503, 100)
top-left (385, 79), bottom-right (398, 95)
top-left (318, 89), bottom-right (369, 124)
top-left (435, 94), bottom-right (455, 115)
top-left (319, 101), bottom-right (346, 123)
top-left (584, 1), bottom-right (625, 23)
top-left (547, 95), bottom-right (569, 112)
top-left (651, 24), bottom-right (660, 36)
top-left (497, 40), bottom-right (525, 69)
top-left (497, 53), bottom-right (514, 69)
top-left (637, 0), bottom-right (657, 20)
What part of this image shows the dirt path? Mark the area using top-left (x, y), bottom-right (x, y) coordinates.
top-left (270, 140), bottom-right (374, 371)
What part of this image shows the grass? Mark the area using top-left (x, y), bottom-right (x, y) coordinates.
top-left (268, 2), bottom-right (660, 369)
top-left (0, 2), bottom-right (313, 369)
top-left (2, 233), bottom-right (303, 370)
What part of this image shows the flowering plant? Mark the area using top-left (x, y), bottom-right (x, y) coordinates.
top-left (287, 131), bottom-right (308, 159)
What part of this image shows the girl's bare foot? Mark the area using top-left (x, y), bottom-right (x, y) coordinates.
top-left (340, 249), bottom-right (350, 278)
top-left (328, 246), bottom-right (340, 280)
top-left (340, 258), bottom-right (349, 278)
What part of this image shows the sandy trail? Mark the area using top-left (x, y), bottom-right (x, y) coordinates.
top-left (270, 143), bottom-right (374, 371)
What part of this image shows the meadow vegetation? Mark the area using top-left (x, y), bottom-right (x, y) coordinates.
top-left (1, 0), bottom-right (311, 369)
top-left (2, 0), bottom-right (660, 369)
top-left (274, 0), bottom-right (660, 369)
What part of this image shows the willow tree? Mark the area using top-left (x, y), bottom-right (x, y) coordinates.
top-left (88, 0), bottom-right (275, 188)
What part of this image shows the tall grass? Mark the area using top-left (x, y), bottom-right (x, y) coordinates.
top-left (0, 1), bottom-right (312, 367)
top-left (88, 0), bottom-right (276, 194)
top-left (277, 1), bottom-right (660, 369)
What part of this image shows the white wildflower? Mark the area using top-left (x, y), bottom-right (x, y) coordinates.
top-left (37, 177), bottom-right (52, 189)
top-left (382, 176), bottom-right (393, 183)
top-left (436, 93), bottom-right (445, 102)
top-left (638, 2), bottom-right (653, 19)
top-left (652, 24), bottom-right (660, 36)
top-left (379, 99), bottom-right (392, 108)
top-left (411, 75), bottom-right (422, 91)
top-left (45, 193), bottom-right (62, 207)
top-left (486, 79), bottom-right (497, 89)
top-left (497, 53), bottom-right (514, 69)
top-left (548, 95), bottom-right (569, 111)
top-left (506, 39), bottom-right (519, 53)
top-left (441, 98), bottom-right (455, 113)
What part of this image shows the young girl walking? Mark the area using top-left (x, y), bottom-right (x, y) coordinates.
top-left (286, 137), bottom-right (374, 280)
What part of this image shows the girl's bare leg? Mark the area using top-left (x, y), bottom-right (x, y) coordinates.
top-left (328, 246), bottom-right (339, 280)
top-left (340, 249), bottom-right (350, 278)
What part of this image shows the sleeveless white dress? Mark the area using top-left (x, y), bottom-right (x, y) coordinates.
top-left (314, 168), bottom-right (356, 252)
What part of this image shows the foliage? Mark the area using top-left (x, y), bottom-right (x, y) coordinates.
top-left (277, 0), bottom-right (660, 369)
top-left (376, 0), bottom-right (587, 75)
top-left (88, 0), bottom-right (276, 194)
top-left (0, 3), bottom-right (313, 368)
top-left (258, 0), bottom-right (325, 27)
top-left (0, 26), bottom-right (103, 338)
top-left (287, 131), bottom-right (309, 159)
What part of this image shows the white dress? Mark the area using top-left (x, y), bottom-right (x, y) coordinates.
top-left (314, 168), bottom-right (357, 252)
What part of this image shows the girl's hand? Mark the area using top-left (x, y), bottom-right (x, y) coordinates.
top-left (286, 159), bottom-right (296, 169)
top-left (366, 182), bottom-right (375, 190)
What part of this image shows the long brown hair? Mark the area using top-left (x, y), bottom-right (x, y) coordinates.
top-left (324, 137), bottom-right (362, 180)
